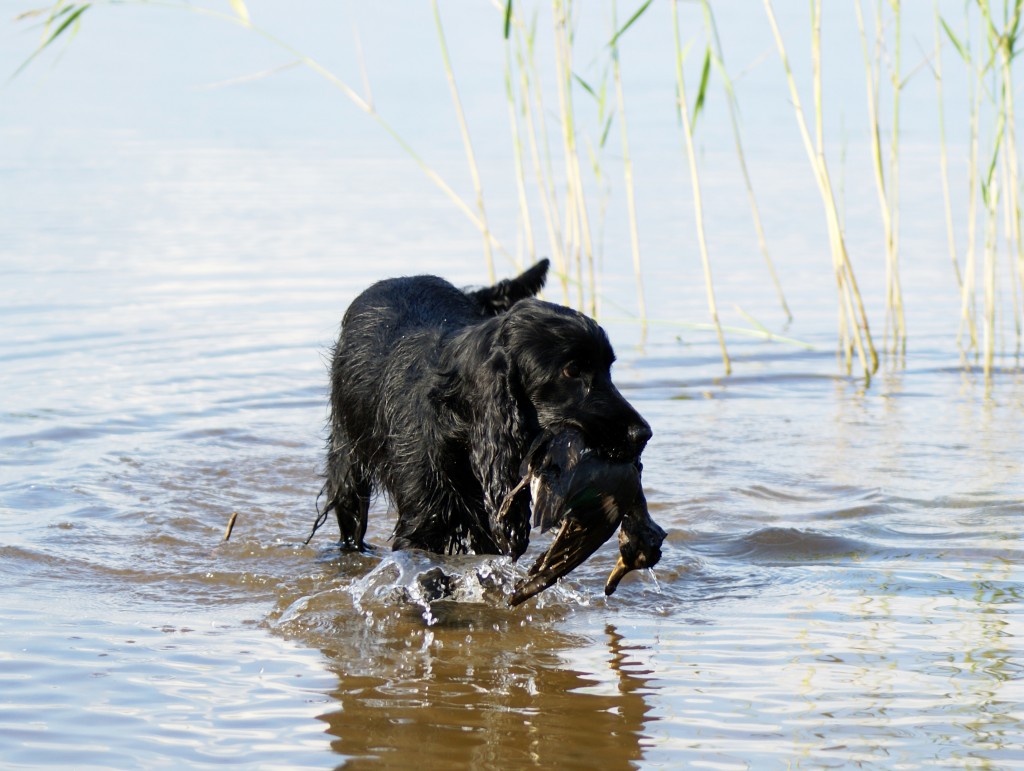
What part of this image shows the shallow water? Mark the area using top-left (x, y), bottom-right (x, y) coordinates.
top-left (3, 2), bottom-right (1024, 768)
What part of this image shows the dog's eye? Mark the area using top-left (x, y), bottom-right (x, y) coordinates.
top-left (562, 363), bottom-right (581, 379)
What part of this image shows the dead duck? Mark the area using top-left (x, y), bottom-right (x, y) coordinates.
top-left (502, 428), bottom-right (666, 606)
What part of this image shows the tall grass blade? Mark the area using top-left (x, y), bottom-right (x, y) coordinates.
top-left (572, 73), bottom-right (598, 100)
top-left (507, 6), bottom-right (570, 302)
top-left (672, 0), bottom-right (730, 375)
top-left (553, 0), bottom-right (597, 314)
top-left (692, 46), bottom-right (711, 129)
top-left (611, 0), bottom-right (647, 331)
top-left (433, 0), bottom-right (497, 281)
top-left (599, 112), bottom-right (614, 149)
top-left (609, 0), bottom-right (654, 47)
top-left (934, 0), bottom-right (964, 290)
top-left (13, 3), bottom-right (89, 80)
top-left (888, 1), bottom-right (906, 358)
top-left (503, 37), bottom-right (535, 267)
top-left (941, 16), bottom-right (969, 61)
top-left (700, 0), bottom-right (791, 321)
top-left (763, 0), bottom-right (877, 382)
top-left (956, 6), bottom-right (982, 355)
top-left (856, 0), bottom-right (906, 358)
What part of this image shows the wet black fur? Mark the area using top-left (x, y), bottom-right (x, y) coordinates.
top-left (315, 259), bottom-right (651, 559)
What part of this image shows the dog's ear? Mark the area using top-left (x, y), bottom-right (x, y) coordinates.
top-left (467, 258), bottom-right (549, 315)
top-left (469, 348), bottom-right (532, 559)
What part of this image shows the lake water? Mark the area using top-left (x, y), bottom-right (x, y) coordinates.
top-left (2, 2), bottom-right (1023, 768)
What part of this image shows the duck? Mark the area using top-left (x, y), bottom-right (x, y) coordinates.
top-left (502, 427), bottom-right (666, 606)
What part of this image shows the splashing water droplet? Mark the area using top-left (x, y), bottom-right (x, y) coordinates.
top-left (648, 568), bottom-right (662, 593)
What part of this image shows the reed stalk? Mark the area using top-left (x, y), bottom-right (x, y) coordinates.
top-left (1001, 136), bottom-right (1022, 355)
top-left (818, 2), bottom-right (878, 377)
top-left (989, 1), bottom-right (1024, 352)
top-left (887, 2), bottom-right (906, 358)
top-left (948, 2), bottom-right (1024, 378)
top-left (763, 0), bottom-right (877, 382)
top-left (982, 155), bottom-right (1000, 382)
top-left (961, 2), bottom-right (1008, 381)
top-left (671, 0), bottom-right (730, 375)
top-left (934, 1), bottom-right (964, 292)
top-left (508, 9), bottom-right (571, 302)
top-left (814, 1), bottom-right (853, 372)
top-left (855, 0), bottom-right (888, 350)
top-left (432, 0), bottom-right (496, 282)
top-left (504, 39), bottom-right (536, 268)
top-left (959, 87), bottom-right (982, 356)
top-left (610, 0), bottom-right (647, 330)
top-left (698, 1), bottom-right (791, 323)
top-left (573, 69), bottom-right (611, 318)
top-left (222, 511), bottom-right (238, 542)
top-left (552, 1), bottom-right (581, 308)
top-left (855, 0), bottom-right (905, 359)
top-left (553, 0), bottom-right (597, 314)
top-left (29, 0), bottom-right (1024, 382)
top-left (949, 10), bottom-right (984, 355)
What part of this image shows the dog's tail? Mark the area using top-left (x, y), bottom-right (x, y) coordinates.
top-left (468, 258), bottom-right (549, 315)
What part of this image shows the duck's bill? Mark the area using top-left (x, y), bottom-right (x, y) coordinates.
top-left (603, 557), bottom-right (634, 596)
top-left (603, 506), bottom-right (667, 596)
top-left (508, 516), bottom-right (617, 607)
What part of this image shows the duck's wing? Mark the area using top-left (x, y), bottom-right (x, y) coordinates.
top-left (528, 429), bottom-right (589, 532)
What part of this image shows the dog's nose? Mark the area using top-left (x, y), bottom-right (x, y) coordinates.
top-left (629, 421), bottom-right (653, 451)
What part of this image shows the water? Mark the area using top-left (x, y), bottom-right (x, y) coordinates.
top-left (2, 2), bottom-right (1024, 768)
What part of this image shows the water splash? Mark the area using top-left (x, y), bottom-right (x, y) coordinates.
top-left (647, 568), bottom-right (662, 593)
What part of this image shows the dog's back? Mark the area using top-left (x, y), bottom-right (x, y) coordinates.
top-left (334, 260), bottom-right (551, 401)
top-left (341, 274), bottom-right (485, 350)
top-left (316, 261), bottom-right (551, 552)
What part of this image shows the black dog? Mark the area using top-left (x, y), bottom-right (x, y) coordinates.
top-left (311, 259), bottom-right (652, 570)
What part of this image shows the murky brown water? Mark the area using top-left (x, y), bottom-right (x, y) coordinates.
top-left (3, 3), bottom-right (1024, 768)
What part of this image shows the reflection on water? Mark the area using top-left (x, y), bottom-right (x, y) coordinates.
top-left (3, 3), bottom-right (1024, 767)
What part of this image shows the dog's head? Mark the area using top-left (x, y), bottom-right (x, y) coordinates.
top-left (500, 299), bottom-right (652, 461)
top-left (465, 298), bottom-right (651, 559)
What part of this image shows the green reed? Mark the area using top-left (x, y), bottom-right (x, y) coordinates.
top-left (699, 0), bottom-right (791, 323)
top-left (986, 1), bottom-right (1024, 356)
top-left (941, 0), bottom-right (1023, 385)
top-left (503, 39), bottom-right (537, 269)
top-left (610, 0), bottom-right (648, 333)
top-left (763, 0), bottom-right (878, 383)
top-left (433, 0), bottom-right (496, 283)
top-left (671, 0), bottom-right (730, 375)
top-left (14, 0), bottom-right (796, 372)
top-left (934, 0), bottom-right (965, 295)
top-left (16, 0), bottom-right (1024, 386)
top-left (505, 8), bottom-right (570, 302)
top-left (856, 0), bottom-right (907, 360)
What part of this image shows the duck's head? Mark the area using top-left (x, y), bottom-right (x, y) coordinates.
top-left (603, 489), bottom-right (666, 595)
